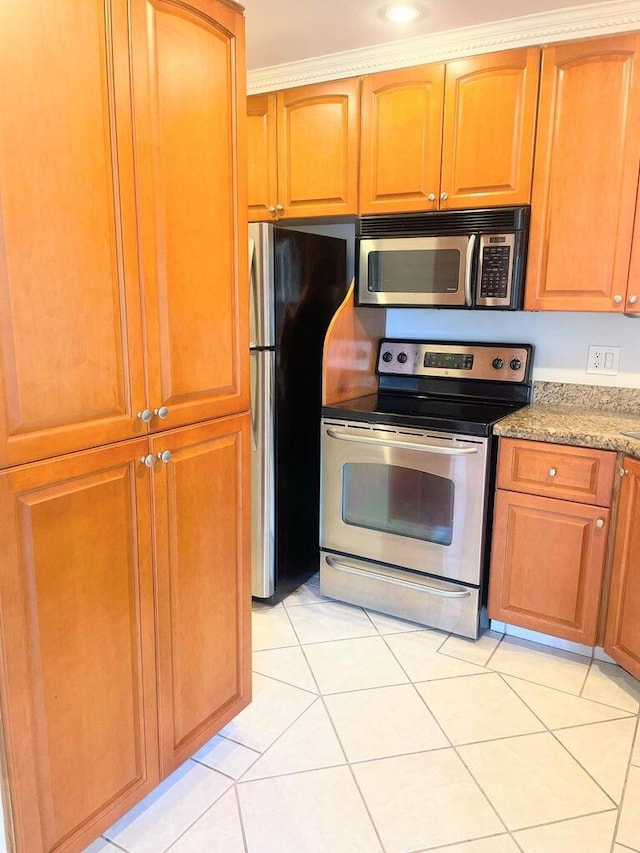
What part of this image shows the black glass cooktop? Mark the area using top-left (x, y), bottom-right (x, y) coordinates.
top-left (322, 393), bottom-right (525, 437)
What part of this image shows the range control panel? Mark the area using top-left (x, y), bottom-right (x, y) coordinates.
top-left (377, 340), bottom-right (532, 383)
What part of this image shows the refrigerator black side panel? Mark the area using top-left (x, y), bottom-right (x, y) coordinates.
top-left (273, 229), bottom-right (348, 599)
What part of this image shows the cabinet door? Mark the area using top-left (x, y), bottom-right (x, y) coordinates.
top-left (277, 79), bottom-right (359, 218)
top-left (130, 0), bottom-right (249, 431)
top-left (152, 414), bottom-right (251, 774)
top-left (604, 458), bottom-right (640, 679)
top-left (442, 48), bottom-right (540, 209)
top-left (526, 34), bottom-right (640, 311)
top-left (0, 440), bottom-right (159, 853)
top-left (359, 65), bottom-right (444, 214)
top-left (248, 93), bottom-right (279, 222)
top-left (488, 489), bottom-right (609, 644)
top-left (0, 0), bottom-right (147, 469)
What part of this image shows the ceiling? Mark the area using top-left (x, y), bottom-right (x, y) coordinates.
top-left (241, 0), bottom-right (602, 70)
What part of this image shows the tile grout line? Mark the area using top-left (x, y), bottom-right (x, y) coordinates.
top-left (609, 711), bottom-right (640, 852)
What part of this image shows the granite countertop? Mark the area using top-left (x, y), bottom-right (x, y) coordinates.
top-left (493, 381), bottom-right (640, 456)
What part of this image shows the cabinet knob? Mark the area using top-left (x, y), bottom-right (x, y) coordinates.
top-left (548, 467), bottom-right (557, 477)
top-left (595, 518), bottom-right (605, 529)
top-left (427, 193), bottom-right (436, 202)
top-left (140, 454), bottom-right (155, 468)
top-left (268, 206), bottom-right (276, 214)
top-left (613, 294), bottom-right (623, 304)
top-left (154, 406), bottom-right (169, 419)
top-left (276, 204), bottom-right (284, 213)
top-left (628, 295), bottom-right (638, 305)
top-left (157, 450), bottom-right (172, 464)
top-left (440, 192), bottom-right (449, 202)
top-left (619, 467), bottom-right (629, 477)
top-left (137, 409), bottom-right (153, 423)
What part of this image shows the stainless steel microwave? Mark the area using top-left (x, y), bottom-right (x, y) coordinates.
top-left (356, 206), bottom-right (530, 309)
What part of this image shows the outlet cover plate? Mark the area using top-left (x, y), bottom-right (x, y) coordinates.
top-left (587, 345), bottom-right (620, 375)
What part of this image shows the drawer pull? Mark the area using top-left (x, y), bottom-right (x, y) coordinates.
top-left (548, 467), bottom-right (557, 477)
top-left (595, 518), bottom-right (605, 529)
top-left (619, 467), bottom-right (629, 477)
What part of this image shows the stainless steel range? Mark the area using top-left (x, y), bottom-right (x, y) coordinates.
top-left (320, 339), bottom-right (534, 639)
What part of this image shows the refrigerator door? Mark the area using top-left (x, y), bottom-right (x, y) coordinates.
top-left (250, 348), bottom-right (275, 597)
top-left (249, 222), bottom-right (275, 349)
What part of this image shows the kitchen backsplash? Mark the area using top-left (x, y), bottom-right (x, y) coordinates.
top-left (533, 381), bottom-right (640, 413)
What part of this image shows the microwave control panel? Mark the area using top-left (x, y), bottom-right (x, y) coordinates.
top-left (476, 233), bottom-right (515, 306)
top-left (377, 340), bottom-right (532, 383)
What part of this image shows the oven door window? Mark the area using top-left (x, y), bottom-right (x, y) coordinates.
top-left (342, 462), bottom-right (454, 546)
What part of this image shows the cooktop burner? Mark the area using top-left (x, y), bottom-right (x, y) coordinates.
top-left (322, 339), bottom-right (534, 437)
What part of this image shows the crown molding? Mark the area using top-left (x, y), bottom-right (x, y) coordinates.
top-left (247, 0), bottom-right (640, 93)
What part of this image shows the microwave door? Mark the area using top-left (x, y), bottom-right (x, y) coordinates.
top-left (357, 235), bottom-right (474, 307)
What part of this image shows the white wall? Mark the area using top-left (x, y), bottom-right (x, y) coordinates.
top-left (386, 309), bottom-right (640, 388)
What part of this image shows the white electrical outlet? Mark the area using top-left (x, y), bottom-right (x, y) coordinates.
top-left (587, 345), bottom-right (620, 375)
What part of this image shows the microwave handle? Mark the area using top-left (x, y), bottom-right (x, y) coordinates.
top-left (464, 233), bottom-right (477, 307)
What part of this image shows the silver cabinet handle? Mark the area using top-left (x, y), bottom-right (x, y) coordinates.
top-left (140, 454), bottom-right (155, 468)
top-left (427, 192), bottom-right (436, 202)
top-left (268, 205), bottom-right (276, 214)
top-left (326, 556), bottom-right (471, 598)
top-left (629, 295), bottom-right (638, 305)
top-left (548, 467), bottom-right (557, 477)
top-left (326, 427), bottom-right (478, 455)
top-left (157, 450), bottom-right (172, 463)
top-left (614, 294), bottom-right (623, 304)
top-left (154, 406), bottom-right (169, 419)
top-left (276, 203), bottom-right (284, 213)
top-left (619, 467), bottom-right (629, 477)
top-left (595, 518), bottom-right (605, 529)
top-left (464, 233), bottom-right (476, 308)
top-left (440, 191), bottom-right (449, 201)
top-left (137, 409), bottom-right (153, 423)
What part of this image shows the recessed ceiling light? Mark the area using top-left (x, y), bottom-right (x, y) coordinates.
top-left (383, 4), bottom-right (421, 23)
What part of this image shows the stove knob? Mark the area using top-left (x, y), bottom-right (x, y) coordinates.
top-left (510, 358), bottom-right (522, 371)
top-left (397, 352), bottom-right (408, 364)
top-left (381, 350), bottom-right (393, 363)
top-left (492, 357), bottom-right (504, 370)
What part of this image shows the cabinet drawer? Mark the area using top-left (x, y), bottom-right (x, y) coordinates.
top-left (497, 438), bottom-right (616, 506)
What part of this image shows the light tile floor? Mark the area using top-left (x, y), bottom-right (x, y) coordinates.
top-left (85, 574), bottom-right (640, 853)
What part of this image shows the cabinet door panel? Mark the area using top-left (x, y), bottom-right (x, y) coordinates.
top-left (248, 93), bottom-right (278, 222)
top-left (605, 457), bottom-right (640, 679)
top-left (442, 48), bottom-right (539, 209)
top-left (359, 65), bottom-right (444, 214)
top-left (526, 34), bottom-right (640, 310)
top-left (488, 490), bottom-right (608, 644)
top-left (0, 440), bottom-right (158, 853)
top-left (152, 414), bottom-right (251, 774)
top-left (277, 79), bottom-right (359, 218)
top-left (131, 0), bottom-right (249, 430)
top-left (0, 0), bottom-right (146, 468)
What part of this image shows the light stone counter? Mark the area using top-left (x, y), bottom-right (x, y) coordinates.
top-left (493, 382), bottom-right (640, 456)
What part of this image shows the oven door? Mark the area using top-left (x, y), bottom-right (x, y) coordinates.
top-left (320, 419), bottom-right (488, 586)
top-left (356, 234), bottom-right (476, 307)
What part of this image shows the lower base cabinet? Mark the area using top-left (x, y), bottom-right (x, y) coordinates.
top-left (605, 456), bottom-right (640, 680)
top-left (0, 414), bottom-right (251, 852)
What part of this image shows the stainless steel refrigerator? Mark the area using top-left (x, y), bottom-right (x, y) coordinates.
top-left (249, 223), bottom-right (348, 600)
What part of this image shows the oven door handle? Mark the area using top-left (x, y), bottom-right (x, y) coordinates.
top-left (465, 233), bottom-right (477, 307)
top-left (325, 556), bottom-right (472, 598)
top-left (326, 428), bottom-right (479, 455)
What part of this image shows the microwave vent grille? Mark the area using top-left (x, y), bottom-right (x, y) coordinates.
top-left (357, 206), bottom-right (529, 238)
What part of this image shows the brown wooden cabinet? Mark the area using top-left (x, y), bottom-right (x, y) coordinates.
top-left (525, 33), bottom-right (640, 311)
top-left (359, 48), bottom-right (540, 214)
top-left (0, 1), bottom-right (250, 851)
top-left (488, 439), bottom-right (616, 645)
top-left (604, 456), bottom-right (640, 680)
top-left (247, 78), bottom-right (360, 221)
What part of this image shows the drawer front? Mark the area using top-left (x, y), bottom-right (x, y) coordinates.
top-left (497, 438), bottom-right (616, 506)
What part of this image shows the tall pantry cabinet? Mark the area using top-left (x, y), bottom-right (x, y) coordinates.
top-left (0, 2), bottom-right (251, 852)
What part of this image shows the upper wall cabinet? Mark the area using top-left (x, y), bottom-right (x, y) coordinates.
top-left (525, 34), bottom-right (640, 311)
top-left (359, 48), bottom-right (540, 215)
top-left (247, 78), bottom-right (359, 221)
